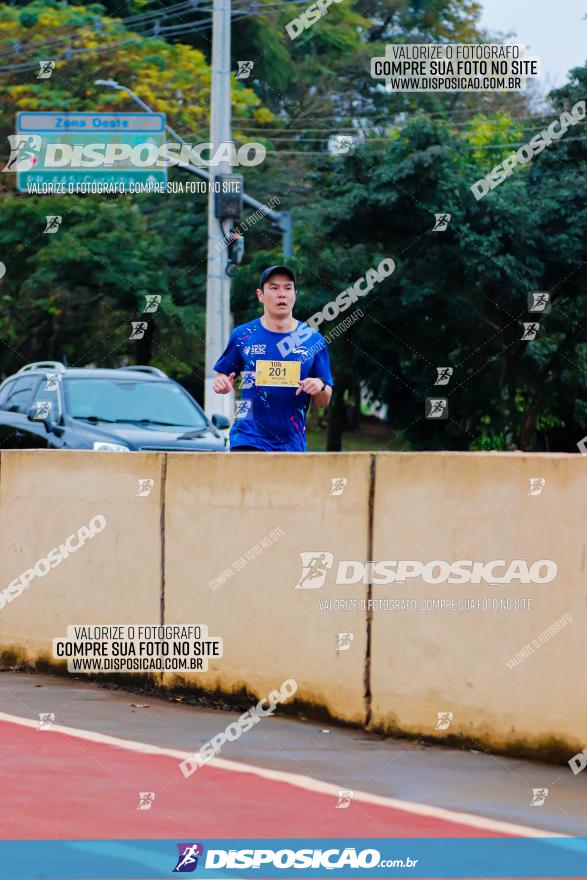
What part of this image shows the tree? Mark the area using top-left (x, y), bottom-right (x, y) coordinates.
top-left (290, 84), bottom-right (587, 451)
top-left (0, 0), bottom-right (269, 391)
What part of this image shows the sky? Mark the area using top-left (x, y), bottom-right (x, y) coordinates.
top-left (479, 0), bottom-right (586, 89)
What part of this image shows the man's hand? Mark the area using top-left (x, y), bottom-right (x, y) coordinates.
top-left (213, 372), bottom-right (236, 394)
top-left (296, 378), bottom-right (324, 396)
top-left (296, 378), bottom-right (332, 407)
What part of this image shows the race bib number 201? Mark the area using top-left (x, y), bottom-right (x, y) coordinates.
top-left (255, 360), bottom-right (301, 387)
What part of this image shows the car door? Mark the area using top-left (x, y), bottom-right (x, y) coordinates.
top-left (0, 375), bottom-right (49, 449)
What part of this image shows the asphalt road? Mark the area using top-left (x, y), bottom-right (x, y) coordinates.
top-left (0, 670), bottom-right (585, 838)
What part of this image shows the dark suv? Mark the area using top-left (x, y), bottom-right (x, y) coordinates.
top-left (0, 362), bottom-right (229, 451)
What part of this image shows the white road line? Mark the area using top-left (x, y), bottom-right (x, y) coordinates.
top-left (0, 711), bottom-right (565, 839)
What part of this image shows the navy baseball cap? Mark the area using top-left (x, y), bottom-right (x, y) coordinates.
top-left (259, 265), bottom-right (296, 289)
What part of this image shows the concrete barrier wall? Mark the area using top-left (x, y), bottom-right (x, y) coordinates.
top-left (0, 450), bottom-right (585, 755)
top-left (0, 451), bottom-right (163, 658)
top-left (163, 452), bottom-right (370, 722)
top-left (370, 453), bottom-right (587, 753)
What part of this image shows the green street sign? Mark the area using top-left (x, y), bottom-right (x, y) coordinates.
top-left (15, 112), bottom-right (168, 194)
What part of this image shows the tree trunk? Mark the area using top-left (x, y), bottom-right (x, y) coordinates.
top-left (135, 319), bottom-right (155, 364)
top-left (326, 375), bottom-right (347, 451)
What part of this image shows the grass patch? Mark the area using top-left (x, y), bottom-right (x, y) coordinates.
top-left (307, 416), bottom-right (408, 452)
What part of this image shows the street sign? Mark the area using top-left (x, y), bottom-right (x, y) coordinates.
top-left (15, 112), bottom-right (167, 193)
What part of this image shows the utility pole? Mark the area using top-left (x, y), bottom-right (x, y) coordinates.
top-left (204, 0), bottom-right (233, 418)
top-left (94, 77), bottom-right (293, 416)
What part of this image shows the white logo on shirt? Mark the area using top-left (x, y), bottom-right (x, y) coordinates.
top-left (251, 344), bottom-right (266, 354)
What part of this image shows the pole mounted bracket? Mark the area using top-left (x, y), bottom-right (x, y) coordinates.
top-left (214, 173), bottom-right (244, 220)
top-left (271, 211), bottom-right (292, 258)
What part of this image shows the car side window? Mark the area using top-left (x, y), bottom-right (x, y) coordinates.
top-left (32, 374), bottom-right (62, 420)
top-left (4, 376), bottom-right (40, 415)
top-left (0, 380), bottom-right (15, 410)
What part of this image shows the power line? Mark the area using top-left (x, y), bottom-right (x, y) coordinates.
top-left (256, 134), bottom-right (587, 154)
top-left (0, 0), bottom-right (310, 62)
top-left (0, 1), bottom-right (206, 59)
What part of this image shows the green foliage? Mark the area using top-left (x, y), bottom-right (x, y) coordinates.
top-left (0, 0), bottom-right (268, 395)
top-left (0, 0), bottom-right (267, 145)
top-left (289, 104), bottom-right (587, 450)
top-left (0, 0), bottom-right (585, 452)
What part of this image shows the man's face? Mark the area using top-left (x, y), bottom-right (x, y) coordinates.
top-left (257, 273), bottom-right (296, 316)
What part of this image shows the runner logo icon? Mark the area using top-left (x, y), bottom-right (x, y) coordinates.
top-left (295, 552), bottom-right (334, 589)
top-left (173, 843), bottom-right (204, 872)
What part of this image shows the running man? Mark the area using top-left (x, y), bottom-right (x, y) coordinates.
top-left (213, 266), bottom-right (333, 451)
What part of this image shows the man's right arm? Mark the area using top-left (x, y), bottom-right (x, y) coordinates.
top-left (212, 330), bottom-right (243, 393)
top-left (213, 372), bottom-right (235, 394)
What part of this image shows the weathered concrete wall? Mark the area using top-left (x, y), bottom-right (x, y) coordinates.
top-left (0, 451), bottom-right (162, 659)
top-left (0, 450), bottom-right (585, 756)
top-left (370, 453), bottom-right (586, 754)
top-left (163, 452), bottom-right (370, 723)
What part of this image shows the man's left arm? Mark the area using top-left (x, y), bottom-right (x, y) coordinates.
top-left (296, 340), bottom-right (334, 406)
top-left (296, 378), bottom-right (332, 407)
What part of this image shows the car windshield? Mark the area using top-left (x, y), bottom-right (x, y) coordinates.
top-left (64, 378), bottom-right (208, 429)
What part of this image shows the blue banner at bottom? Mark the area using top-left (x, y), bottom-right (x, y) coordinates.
top-left (0, 837), bottom-right (586, 879)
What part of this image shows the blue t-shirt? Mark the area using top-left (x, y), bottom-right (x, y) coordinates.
top-left (213, 317), bottom-right (334, 452)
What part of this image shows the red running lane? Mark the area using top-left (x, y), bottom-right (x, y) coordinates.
top-left (0, 717), bottom-right (510, 840)
top-left (0, 718), bottom-right (563, 880)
